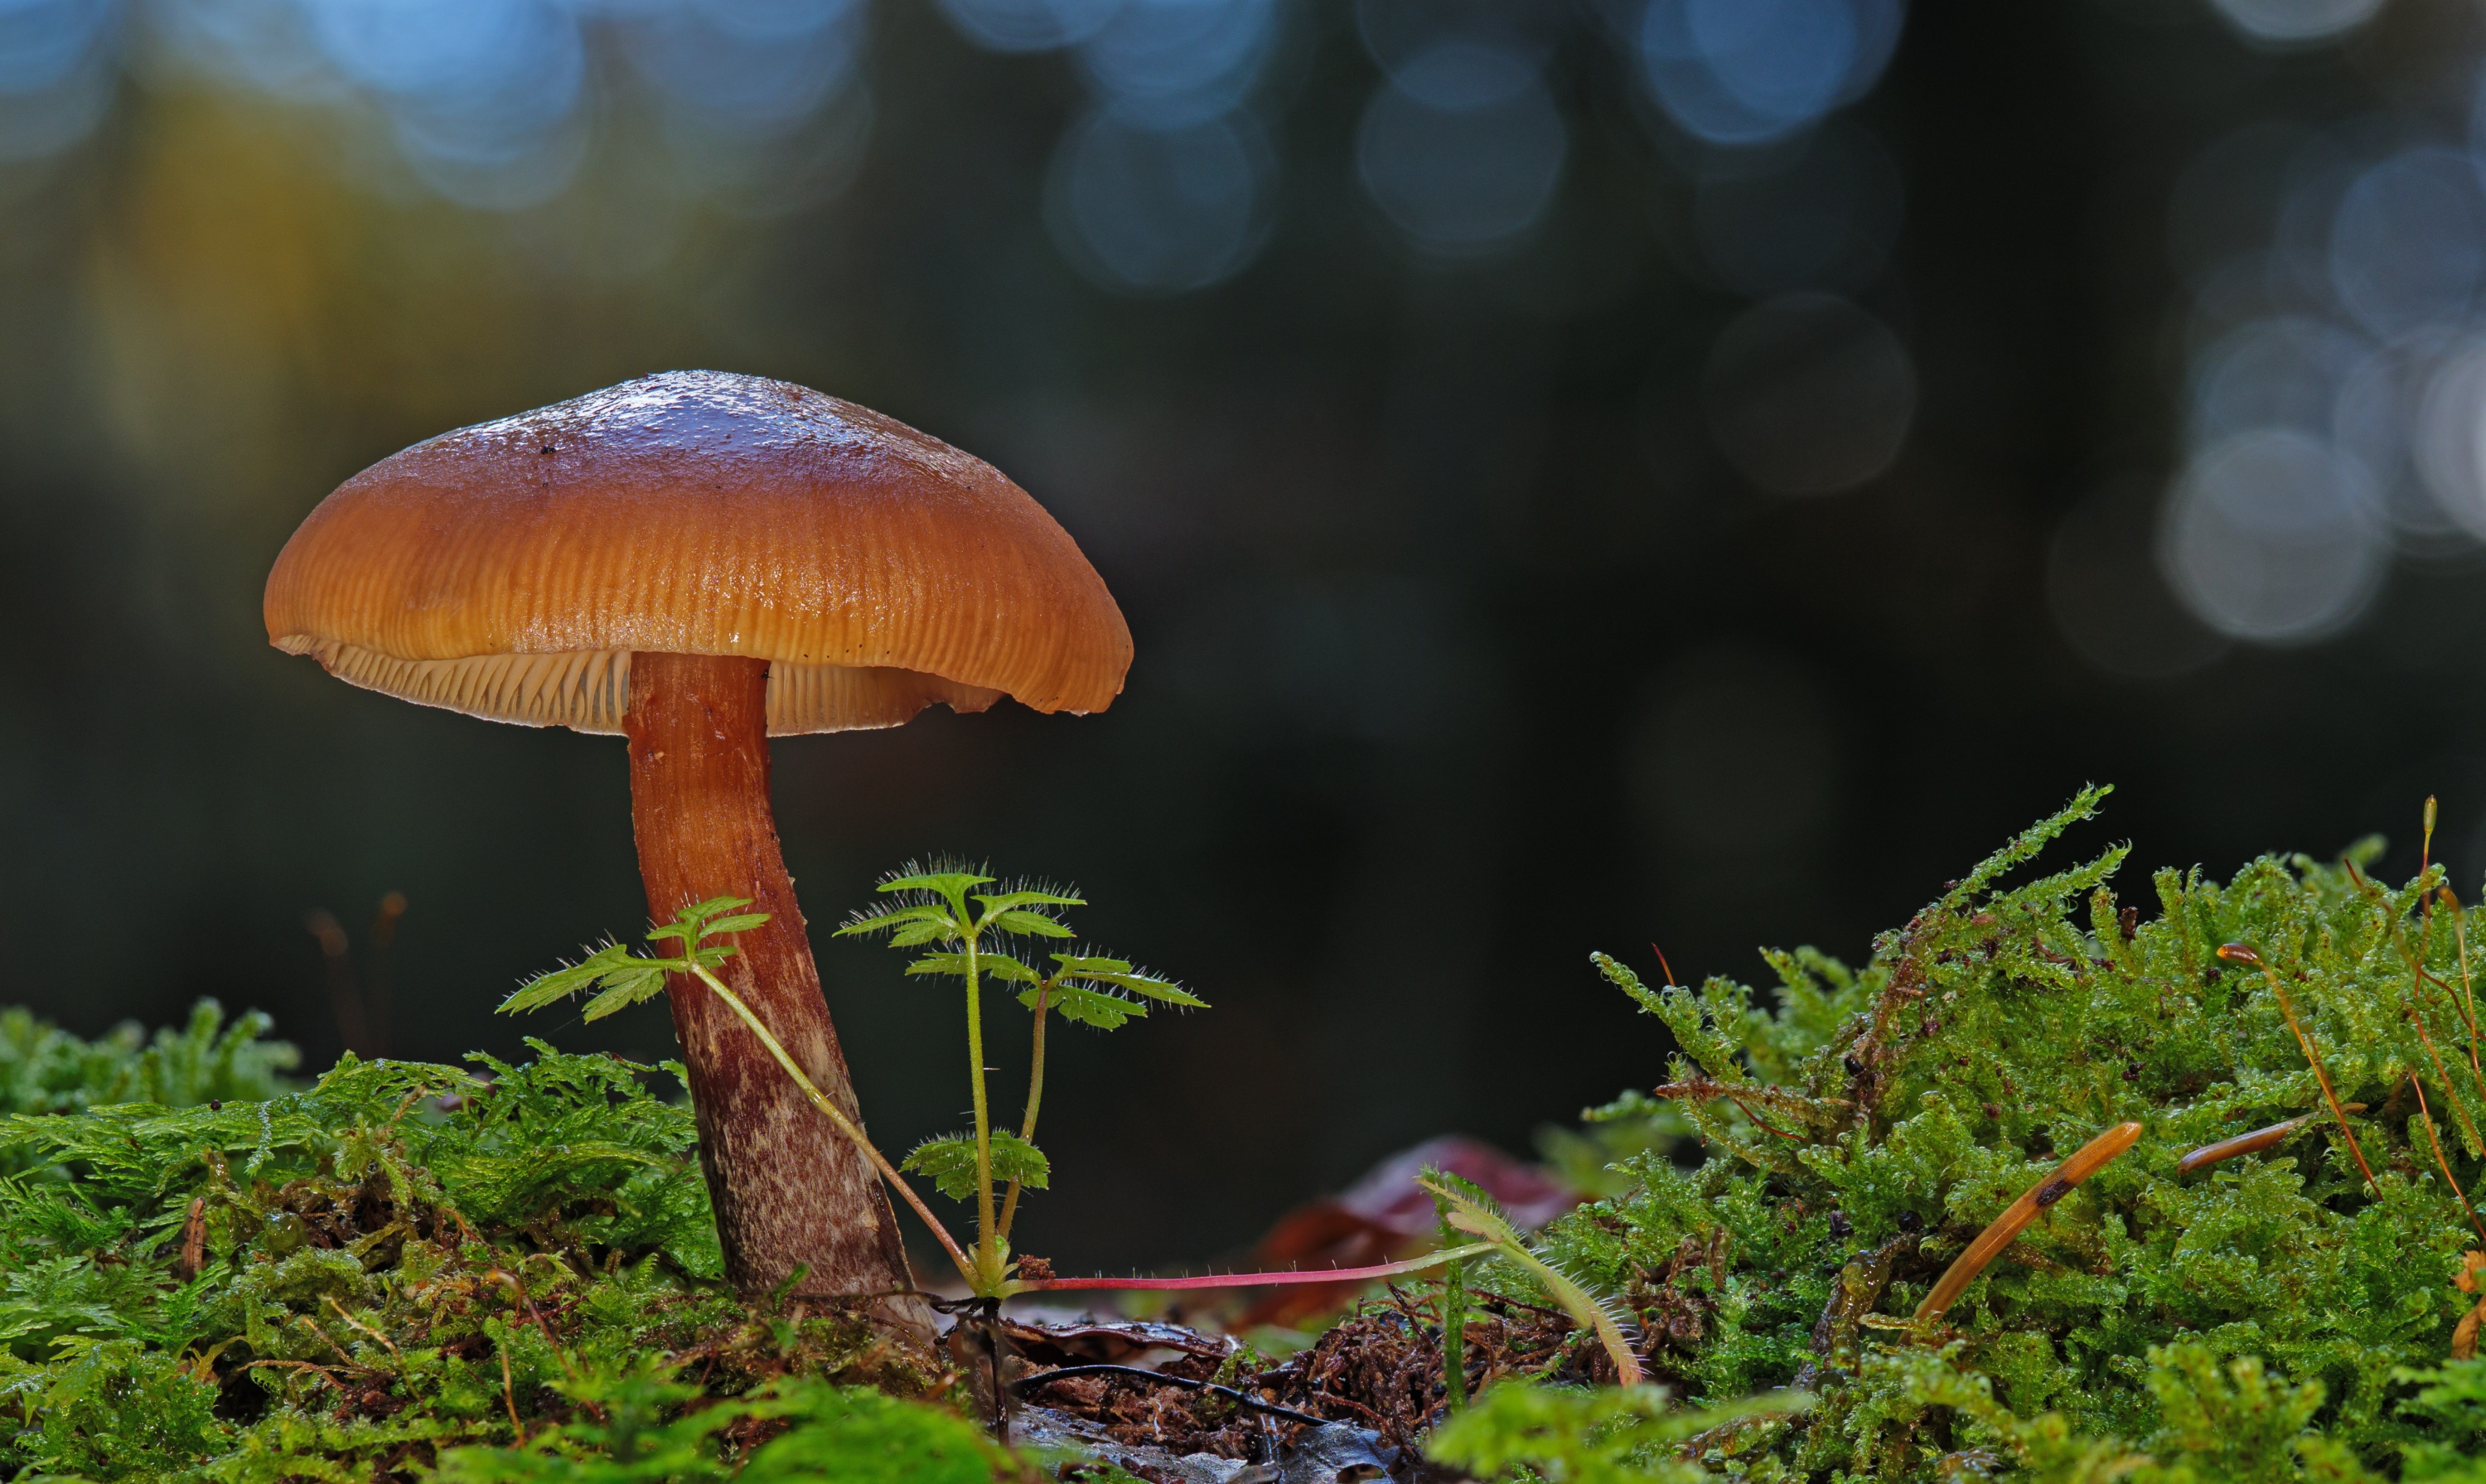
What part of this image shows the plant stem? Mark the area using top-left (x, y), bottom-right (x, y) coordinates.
top-left (686, 961), bottom-right (978, 1290)
top-left (998, 980), bottom-right (1050, 1243)
top-left (2175, 1105), bottom-right (2364, 1175)
top-left (2413, 1077), bottom-right (2486, 1245)
top-left (2217, 944), bottom-right (2378, 1194)
top-left (1439, 1227), bottom-right (1468, 1413)
top-left (1025, 1243), bottom-right (1498, 1292)
top-left (2445, 889), bottom-right (2486, 1105)
top-left (963, 919), bottom-right (998, 1284)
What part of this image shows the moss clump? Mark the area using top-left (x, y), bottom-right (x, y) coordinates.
top-left (0, 1014), bottom-right (1028, 1482)
top-left (0, 999), bottom-right (297, 1129)
top-left (1535, 786), bottom-right (2486, 1478)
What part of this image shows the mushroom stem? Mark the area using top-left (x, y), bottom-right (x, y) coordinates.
top-left (624, 651), bottom-right (917, 1314)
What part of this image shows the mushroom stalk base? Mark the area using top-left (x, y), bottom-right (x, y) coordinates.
top-left (625, 651), bottom-right (920, 1322)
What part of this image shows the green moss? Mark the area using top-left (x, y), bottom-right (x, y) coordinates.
top-left (0, 1010), bottom-right (1021, 1482)
top-left (1535, 786), bottom-right (2486, 1479)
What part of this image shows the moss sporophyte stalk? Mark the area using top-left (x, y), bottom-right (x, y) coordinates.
top-left (12, 793), bottom-right (2486, 1480)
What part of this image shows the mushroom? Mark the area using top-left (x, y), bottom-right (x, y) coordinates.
top-left (263, 370), bottom-right (1131, 1312)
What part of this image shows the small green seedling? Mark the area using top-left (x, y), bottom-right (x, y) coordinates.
top-left (834, 865), bottom-right (1206, 1298)
top-left (501, 876), bottom-right (1207, 1303)
top-left (1417, 1172), bottom-right (1644, 1385)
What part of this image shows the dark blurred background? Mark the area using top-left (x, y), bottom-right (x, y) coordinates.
top-left (0, 0), bottom-right (2476, 1269)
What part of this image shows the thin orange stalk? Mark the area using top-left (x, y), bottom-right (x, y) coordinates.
top-left (2217, 944), bottom-right (2378, 1194)
top-left (2445, 887), bottom-right (2486, 1100)
top-left (2413, 1077), bottom-right (2486, 1246)
top-left (2406, 982), bottom-right (2484, 1156)
top-left (1916, 1122), bottom-right (2144, 1323)
top-left (2176, 1105), bottom-right (2366, 1175)
top-left (2384, 911), bottom-right (2486, 1156)
top-left (1725, 1091), bottom-right (1806, 1143)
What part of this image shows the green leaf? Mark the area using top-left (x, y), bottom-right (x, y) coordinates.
top-left (988, 1130), bottom-right (1048, 1189)
top-left (972, 890), bottom-right (1086, 916)
top-left (898, 1132), bottom-right (1047, 1202)
top-left (835, 904), bottom-right (949, 938)
top-left (904, 952), bottom-right (1039, 985)
top-left (900, 1136), bottom-right (983, 1201)
top-left (1025, 981), bottom-right (1140, 1030)
top-left (501, 944), bottom-right (641, 1016)
top-left (700, 913), bottom-right (771, 937)
top-left (985, 910), bottom-right (1075, 938)
top-left (1055, 959), bottom-right (1204, 1008)
top-left (876, 872), bottom-right (994, 897)
top-left (1049, 954), bottom-right (1133, 975)
top-left (651, 897), bottom-right (757, 946)
top-left (579, 965), bottom-right (670, 1022)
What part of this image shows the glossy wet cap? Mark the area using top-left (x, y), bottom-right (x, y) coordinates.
top-left (264, 371), bottom-right (1132, 736)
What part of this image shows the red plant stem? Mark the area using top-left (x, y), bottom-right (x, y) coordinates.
top-left (2443, 889), bottom-right (2486, 1101)
top-left (2217, 943), bottom-right (2378, 1195)
top-left (2414, 1079), bottom-right (2486, 1246)
top-left (1726, 1092), bottom-right (1806, 1143)
top-left (1026, 1243), bottom-right (1497, 1293)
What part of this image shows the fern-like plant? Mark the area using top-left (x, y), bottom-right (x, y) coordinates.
top-left (834, 864), bottom-right (1204, 1298)
top-left (500, 873), bottom-right (1204, 1303)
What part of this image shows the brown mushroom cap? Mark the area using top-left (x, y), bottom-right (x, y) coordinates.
top-left (264, 371), bottom-right (1132, 735)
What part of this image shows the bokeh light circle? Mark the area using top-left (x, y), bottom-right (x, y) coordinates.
top-left (0, 0), bottom-right (114, 96)
top-left (1638, 0), bottom-right (1903, 147)
top-left (934, 0), bottom-right (1120, 53)
top-left (1046, 109), bottom-right (1274, 294)
top-left (2158, 428), bottom-right (2387, 644)
top-left (302, 0), bottom-right (577, 112)
top-left (1077, 0), bottom-right (1277, 128)
top-left (2411, 337), bottom-right (2486, 539)
top-left (0, 53), bottom-right (107, 161)
top-left (2187, 314), bottom-right (2368, 448)
top-left (1355, 69), bottom-right (1566, 254)
top-left (2205, 0), bottom-right (2384, 45)
top-left (2328, 147), bottom-right (2486, 340)
top-left (621, 0), bottom-right (864, 136)
top-left (2330, 332), bottom-right (2466, 548)
top-left (1701, 292), bottom-right (1915, 495)
top-left (2046, 479), bottom-right (2229, 679)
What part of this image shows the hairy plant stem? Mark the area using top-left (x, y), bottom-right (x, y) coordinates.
top-left (999, 982), bottom-right (1049, 1243)
top-left (961, 926), bottom-right (1003, 1294)
top-left (1025, 1244), bottom-right (1497, 1292)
